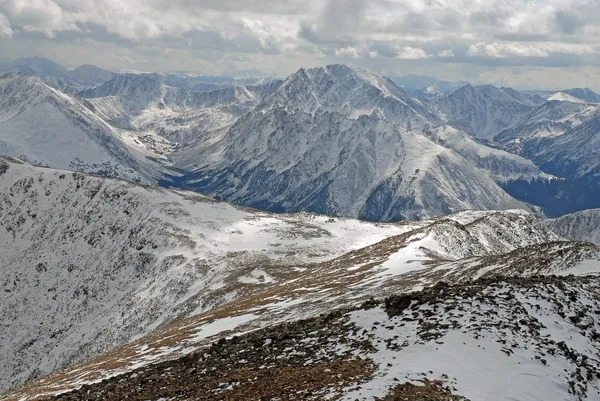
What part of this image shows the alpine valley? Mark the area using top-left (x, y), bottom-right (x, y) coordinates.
top-left (2, 57), bottom-right (600, 401)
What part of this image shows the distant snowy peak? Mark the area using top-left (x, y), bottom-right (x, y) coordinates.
top-left (79, 73), bottom-right (280, 112)
top-left (546, 91), bottom-right (587, 104)
top-left (563, 87), bottom-right (600, 103)
top-left (494, 100), bottom-right (594, 143)
top-left (390, 74), bottom-right (468, 99)
top-left (274, 64), bottom-right (436, 124)
top-left (68, 64), bottom-right (117, 86)
top-left (0, 57), bottom-right (71, 80)
top-left (538, 88), bottom-right (600, 104)
top-left (0, 57), bottom-right (116, 88)
top-left (77, 73), bottom-right (164, 108)
top-left (165, 65), bottom-right (556, 221)
top-left (434, 84), bottom-right (537, 139)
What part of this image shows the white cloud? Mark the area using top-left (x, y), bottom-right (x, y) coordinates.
top-left (0, 0), bottom-right (599, 85)
top-left (0, 12), bottom-right (13, 38)
top-left (467, 41), bottom-right (595, 58)
top-left (397, 46), bottom-right (430, 59)
top-left (335, 46), bottom-right (361, 58)
top-left (437, 49), bottom-right (454, 58)
top-left (1, 0), bottom-right (77, 37)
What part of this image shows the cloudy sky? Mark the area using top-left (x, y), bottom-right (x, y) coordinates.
top-left (0, 0), bottom-right (599, 89)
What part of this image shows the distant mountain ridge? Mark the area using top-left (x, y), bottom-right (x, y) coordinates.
top-left (390, 74), bottom-right (468, 99)
top-left (546, 208), bottom-right (600, 245)
top-left (0, 57), bottom-right (116, 88)
top-left (433, 84), bottom-right (540, 139)
top-left (1, 59), bottom-right (600, 220)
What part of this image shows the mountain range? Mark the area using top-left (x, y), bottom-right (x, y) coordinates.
top-left (0, 57), bottom-right (599, 221)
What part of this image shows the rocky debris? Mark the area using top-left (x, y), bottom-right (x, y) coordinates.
top-left (47, 312), bottom-right (376, 401)
top-left (381, 275), bottom-right (600, 400)
top-left (377, 379), bottom-right (470, 401)
top-left (36, 274), bottom-right (600, 401)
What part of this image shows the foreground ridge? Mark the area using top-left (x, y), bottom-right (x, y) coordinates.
top-left (6, 275), bottom-right (600, 401)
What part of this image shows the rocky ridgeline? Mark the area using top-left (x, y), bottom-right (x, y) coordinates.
top-left (48, 310), bottom-right (376, 401)
top-left (42, 275), bottom-right (600, 401)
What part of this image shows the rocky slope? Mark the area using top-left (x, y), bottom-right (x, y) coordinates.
top-left (2, 158), bottom-right (599, 400)
top-left (546, 209), bottom-right (600, 245)
top-left (8, 275), bottom-right (600, 401)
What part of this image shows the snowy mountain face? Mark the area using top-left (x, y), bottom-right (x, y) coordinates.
top-left (492, 101), bottom-right (600, 216)
top-left (546, 209), bottom-right (600, 245)
top-left (0, 73), bottom-right (159, 183)
top-left (547, 92), bottom-right (588, 104)
top-left (421, 125), bottom-right (546, 182)
top-left (77, 73), bottom-right (282, 145)
top-left (529, 113), bottom-right (600, 178)
top-left (2, 159), bottom-right (600, 401)
top-left (495, 102), bottom-right (600, 178)
top-left (171, 65), bottom-right (545, 221)
top-left (495, 100), bottom-right (592, 144)
top-left (434, 84), bottom-right (538, 140)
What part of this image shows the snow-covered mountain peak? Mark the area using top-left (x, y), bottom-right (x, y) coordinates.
top-left (434, 83), bottom-right (538, 139)
top-left (271, 64), bottom-right (432, 124)
top-left (0, 73), bottom-right (70, 122)
top-left (78, 73), bottom-right (164, 107)
top-left (165, 65), bottom-right (555, 221)
top-left (547, 91), bottom-right (587, 104)
top-left (552, 87), bottom-right (600, 103)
